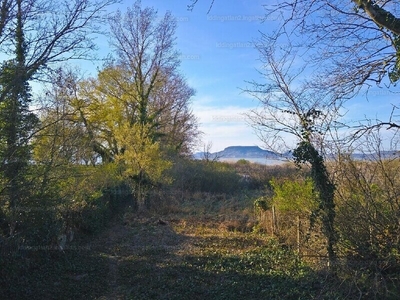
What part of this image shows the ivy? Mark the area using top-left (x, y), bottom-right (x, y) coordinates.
top-left (389, 35), bottom-right (400, 83)
top-left (292, 109), bottom-right (337, 268)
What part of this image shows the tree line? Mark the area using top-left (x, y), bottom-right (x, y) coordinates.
top-left (0, 0), bottom-right (198, 246)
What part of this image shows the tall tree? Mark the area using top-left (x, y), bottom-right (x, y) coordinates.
top-left (105, 0), bottom-right (198, 156)
top-left (189, 0), bottom-right (400, 123)
top-left (247, 40), bottom-right (340, 268)
top-left (261, 1), bottom-right (400, 130)
top-left (35, 2), bottom-right (199, 210)
top-left (0, 0), bottom-right (117, 236)
top-left (0, 0), bottom-right (37, 236)
top-left (108, 0), bottom-right (180, 129)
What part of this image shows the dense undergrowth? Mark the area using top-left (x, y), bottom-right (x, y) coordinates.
top-left (0, 158), bottom-right (399, 299)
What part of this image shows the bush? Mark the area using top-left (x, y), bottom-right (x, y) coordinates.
top-left (169, 158), bottom-right (244, 194)
top-left (334, 157), bottom-right (400, 273)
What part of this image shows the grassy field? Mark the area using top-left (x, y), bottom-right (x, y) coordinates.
top-left (1, 192), bottom-right (399, 299)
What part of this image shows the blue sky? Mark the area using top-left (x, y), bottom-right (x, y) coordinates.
top-left (113, 0), bottom-right (271, 152)
top-left (92, 0), bottom-right (399, 153)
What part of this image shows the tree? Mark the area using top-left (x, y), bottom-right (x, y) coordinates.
top-left (108, 1), bottom-right (179, 121)
top-left (263, 1), bottom-right (400, 128)
top-left (0, 0), bottom-right (117, 237)
top-left (104, 0), bottom-right (199, 155)
top-left (247, 40), bottom-right (340, 268)
top-left (35, 2), bottom-right (198, 210)
top-left (189, 0), bottom-right (400, 83)
top-left (151, 71), bottom-right (199, 155)
top-left (0, 0), bottom-right (37, 236)
top-left (33, 68), bottom-right (97, 174)
top-left (0, 0), bottom-right (118, 103)
top-left (76, 64), bottom-right (198, 161)
top-left (114, 122), bottom-right (172, 210)
top-left (189, 0), bottom-right (400, 127)
top-left (107, 1), bottom-right (199, 153)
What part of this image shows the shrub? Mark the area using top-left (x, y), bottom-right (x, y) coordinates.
top-left (169, 158), bottom-right (243, 194)
top-left (334, 157), bottom-right (400, 273)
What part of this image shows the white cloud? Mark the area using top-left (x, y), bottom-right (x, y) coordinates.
top-left (192, 100), bottom-right (262, 152)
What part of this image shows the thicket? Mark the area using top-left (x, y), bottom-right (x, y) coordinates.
top-left (0, 1), bottom-right (199, 294)
top-left (334, 156), bottom-right (400, 271)
top-left (253, 154), bottom-right (400, 298)
top-left (1, 149), bottom-right (400, 298)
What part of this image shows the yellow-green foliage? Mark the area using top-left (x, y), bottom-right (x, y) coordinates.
top-left (115, 123), bottom-right (172, 184)
top-left (270, 178), bottom-right (318, 213)
top-left (114, 123), bottom-right (172, 209)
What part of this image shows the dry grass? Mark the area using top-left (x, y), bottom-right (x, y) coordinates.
top-left (2, 187), bottom-right (399, 299)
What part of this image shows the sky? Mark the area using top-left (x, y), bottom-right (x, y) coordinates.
top-left (89, 0), bottom-right (399, 153)
top-left (108, 0), bottom-right (271, 153)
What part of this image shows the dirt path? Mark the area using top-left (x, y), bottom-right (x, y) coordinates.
top-left (105, 255), bottom-right (119, 299)
top-left (91, 218), bottom-right (193, 299)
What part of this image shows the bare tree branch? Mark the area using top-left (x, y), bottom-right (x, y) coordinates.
top-left (187, 0), bottom-right (215, 13)
top-left (0, 0), bottom-right (118, 103)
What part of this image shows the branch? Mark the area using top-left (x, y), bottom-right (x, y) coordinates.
top-left (355, 0), bottom-right (400, 35)
top-left (353, 122), bottom-right (400, 140)
top-left (187, 0), bottom-right (215, 13)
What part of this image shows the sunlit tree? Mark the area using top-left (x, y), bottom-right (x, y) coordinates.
top-left (0, 0), bottom-right (118, 237)
top-left (247, 40), bottom-right (340, 267)
top-left (35, 2), bottom-right (198, 210)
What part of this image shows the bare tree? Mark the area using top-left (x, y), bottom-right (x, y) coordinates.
top-left (107, 0), bottom-right (198, 154)
top-left (261, 1), bottom-right (400, 131)
top-left (247, 38), bottom-right (341, 268)
top-left (189, 0), bottom-right (400, 84)
top-left (278, 2), bottom-right (399, 81)
top-left (247, 36), bottom-right (342, 153)
top-left (200, 141), bottom-right (221, 162)
top-left (152, 72), bottom-right (199, 155)
top-left (0, 0), bottom-right (118, 102)
top-left (189, 1), bottom-right (400, 125)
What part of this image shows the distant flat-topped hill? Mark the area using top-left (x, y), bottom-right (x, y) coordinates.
top-left (193, 146), bottom-right (400, 163)
top-left (194, 146), bottom-right (281, 159)
top-left (215, 146), bottom-right (279, 158)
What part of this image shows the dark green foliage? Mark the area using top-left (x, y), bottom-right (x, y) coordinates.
top-left (291, 108), bottom-right (337, 267)
top-left (293, 140), bottom-right (337, 263)
top-left (0, 2), bottom-right (39, 237)
top-left (254, 196), bottom-right (270, 212)
top-left (389, 36), bottom-right (400, 83)
top-left (293, 140), bottom-right (337, 266)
